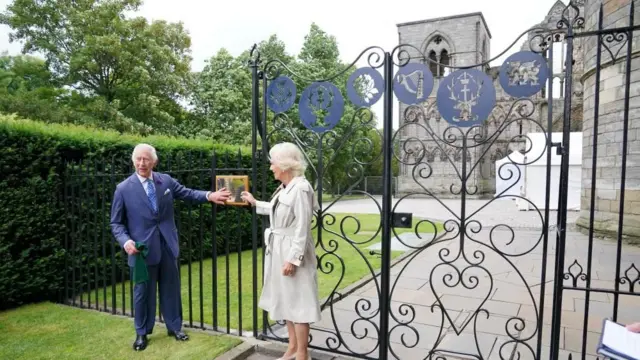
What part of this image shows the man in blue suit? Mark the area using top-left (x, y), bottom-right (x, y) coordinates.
top-left (110, 143), bottom-right (231, 351)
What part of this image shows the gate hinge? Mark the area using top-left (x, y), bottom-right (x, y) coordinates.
top-left (391, 212), bottom-right (412, 228)
top-left (551, 142), bottom-right (563, 155)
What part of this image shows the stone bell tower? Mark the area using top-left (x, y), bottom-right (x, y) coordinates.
top-left (396, 13), bottom-right (492, 198)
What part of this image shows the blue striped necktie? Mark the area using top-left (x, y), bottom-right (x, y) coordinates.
top-left (146, 179), bottom-right (158, 213)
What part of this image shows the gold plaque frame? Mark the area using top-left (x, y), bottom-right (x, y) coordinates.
top-left (215, 175), bottom-right (249, 206)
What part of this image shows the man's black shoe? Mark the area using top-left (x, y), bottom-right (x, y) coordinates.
top-left (168, 330), bottom-right (189, 341)
top-left (133, 335), bottom-right (148, 351)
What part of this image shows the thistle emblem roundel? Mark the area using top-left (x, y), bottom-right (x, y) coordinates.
top-left (266, 76), bottom-right (297, 114)
top-left (299, 82), bottom-right (344, 133)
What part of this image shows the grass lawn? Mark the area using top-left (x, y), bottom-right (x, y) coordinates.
top-left (81, 213), bottom-right (442, 332)
top-left (0, 302), bottom-right (242, 360)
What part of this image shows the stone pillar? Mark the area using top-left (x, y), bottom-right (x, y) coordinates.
top-left (577, 0), bottom-right (640, 240)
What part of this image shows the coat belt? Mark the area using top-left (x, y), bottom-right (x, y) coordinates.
top-left (265, 227), bottom-right (296, 254)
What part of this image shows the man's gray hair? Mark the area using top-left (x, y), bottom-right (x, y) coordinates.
top-left (269, 142), bottom-right (307, 177)
top-left (131, 143), bottom-right (158, 162)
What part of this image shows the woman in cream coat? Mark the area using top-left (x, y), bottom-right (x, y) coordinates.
top-left (241, 142), bottom-right (321, 360)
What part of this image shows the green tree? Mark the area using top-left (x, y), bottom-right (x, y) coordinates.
top-left (0, 54), bottom-right (155, 134)
top-left (187, 35), bottom-right (292, 144)
top-left (259, 34), bottom-right (294, 66)
top-left (297, 24), bottom-right (340, 70)
top-left (0, 54), bottom-right (69, 123)
top-left (1, 0), bottom-right (192, 135)
top-left (0, 54), bottom-right (56, 91)
top-left (187, 48), bottom-right (251, 142)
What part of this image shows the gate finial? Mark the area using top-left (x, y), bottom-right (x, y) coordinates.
top-left (248, 43), bottom-right (261, 66)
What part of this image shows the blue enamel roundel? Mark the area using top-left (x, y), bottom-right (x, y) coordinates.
top-left (299, 82), bottom-right (344, 133)
top-left (266, 76), bottom-right (297, 113)
top-left (436, 69), bottom-right (496, 128)
top-left (499, 51), bottom-right (549, 98)
top-left (393, 63), bottom-right (434, 105)
top-left (346, 67), bottom-right (384, 108)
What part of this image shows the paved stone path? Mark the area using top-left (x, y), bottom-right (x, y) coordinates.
top-left (267, 197), bottom-right (640, 359)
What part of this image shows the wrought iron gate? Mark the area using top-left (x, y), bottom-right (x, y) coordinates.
top-left (248, 1), bottom-right (640, 359)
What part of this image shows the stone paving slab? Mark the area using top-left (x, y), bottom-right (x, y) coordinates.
top-left (296, 198), bottom-right (640, 359)
top-left (325, 197), bottom-right (580, 229)
top-left (244, 354), bottom-right (277, 360)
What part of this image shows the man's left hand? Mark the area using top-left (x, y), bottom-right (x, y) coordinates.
top-left (208, 188), bottom-right (231, 204)
top-left (282, 261), bottom-right (296, 277)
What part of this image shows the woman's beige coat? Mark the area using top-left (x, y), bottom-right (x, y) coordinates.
top-left (255, 176), bottom-right (322, 323)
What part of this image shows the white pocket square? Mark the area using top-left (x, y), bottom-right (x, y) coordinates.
top-left (164, 189), bottom-right (170, 195)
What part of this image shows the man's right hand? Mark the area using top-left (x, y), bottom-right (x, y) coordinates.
top-left (124, 240), bottom-right (139, 255)
top-left (208, 188), bottom-right (232, 205)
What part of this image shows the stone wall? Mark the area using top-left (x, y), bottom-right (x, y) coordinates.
top-left (577, 0), bottom-right (640, 240)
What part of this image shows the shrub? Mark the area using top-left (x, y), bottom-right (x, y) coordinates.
top-left (0, 115), bottom-right (276, 310)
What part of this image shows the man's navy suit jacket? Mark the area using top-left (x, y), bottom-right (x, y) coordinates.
top-left (110, 172), bottom-right (209, 267)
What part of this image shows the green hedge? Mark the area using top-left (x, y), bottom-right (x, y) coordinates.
top-left (0, 115), bottom-right (277, 310)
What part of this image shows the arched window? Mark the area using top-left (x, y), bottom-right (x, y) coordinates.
top-left (482, 40), bottom-right (487, 63)
top-left (428, 50), bottom-right (438, 76)
top-left (424, 34), bottom-right (452, 78)
top-left (440, 50), bottom-right (450, 76)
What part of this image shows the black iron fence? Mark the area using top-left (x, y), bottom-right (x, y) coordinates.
top-left (60, 150), bottom-right (276, 336)
top-left (348, 176), bottom-right (397, 196)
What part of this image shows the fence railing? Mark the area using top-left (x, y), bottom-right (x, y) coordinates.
top-left (60, 150), bottom-right (275, 336)
top-left (336, 176), bottom-right (397, 196)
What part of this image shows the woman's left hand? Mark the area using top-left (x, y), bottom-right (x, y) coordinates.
top-left (282, 261), bottom-right (296, 277)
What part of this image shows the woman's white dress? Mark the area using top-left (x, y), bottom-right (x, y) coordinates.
top-left (255, 176), bottom-right (322, 323)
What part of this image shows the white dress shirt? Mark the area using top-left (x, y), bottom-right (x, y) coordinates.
top-left (136, 172), bottom-right (154, 193)
top-left (136, 172), bottom-right (211, 200)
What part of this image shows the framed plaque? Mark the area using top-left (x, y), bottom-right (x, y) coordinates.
top-left (215, 175), bottom-right (249, 206)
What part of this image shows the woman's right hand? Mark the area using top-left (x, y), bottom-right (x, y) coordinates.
top-left (241, 191), bottom-right (256, 206)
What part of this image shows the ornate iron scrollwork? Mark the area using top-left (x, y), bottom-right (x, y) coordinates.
top-left (252, 3), bottom-right (589, 357)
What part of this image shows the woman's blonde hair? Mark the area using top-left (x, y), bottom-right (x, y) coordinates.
top-left (269, 142), bottom-right (307, 177)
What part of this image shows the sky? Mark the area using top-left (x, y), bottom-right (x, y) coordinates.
top-left (0, 0), bottom-right (565, 126)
